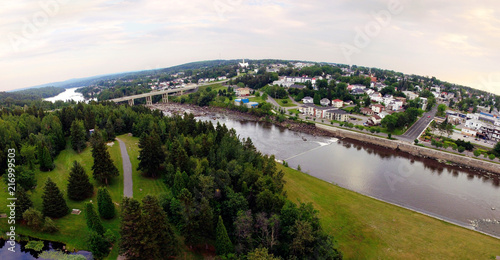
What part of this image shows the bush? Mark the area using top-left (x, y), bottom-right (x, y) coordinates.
top-left (23, 208), bottom-right (44, 231)
top-left (458, 146), bottom-right (465, 153)
top-left (25, 240), bottom-right (44, 251)
top-left (489, 154), bottom-right (496, 160)
top-left (42, 217), bottom-right (59, 233)
top-left (473, 150), bottom-right (481, 157)
top-left (414, 139), bottom-right (419, 144)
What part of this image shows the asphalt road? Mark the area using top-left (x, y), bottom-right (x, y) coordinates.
top-left (399, 105), bottom-right (438, 142)
top-left (117, 138), bottom-right (133, 198)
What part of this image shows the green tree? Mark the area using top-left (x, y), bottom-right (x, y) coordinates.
top-left (16, 166), bottom-right (36, 190)
top-left (97, 187), bottom-right (115, 219)
top-left (38, 144), bottom-right (54, 171)
top-left (137, 131), bottom-right (164, 177)
top-left (494, 142), bottom-right (500, 156)
top-left (436, 104), bottom-right (447, 117)
top-left (88, 231), bottom-right (110, 260)
top-left (70, 120), bottom-right (87, 153)
top-left (67, 161), bottom-right (94, 201)
top-left (216, 215), bottom-right (234, 256)
top-left (247, 247), bottom-right (280, 260)
top-left (20, 144), bottom-right (37, 170)
top-left (85, 202), bottom-right (105, 235)
top-left (141, 195), bottom-right (179, 258)
top-left (91, 133), bottom-right (119, 185)
top-left (23, 208), bottom-right (44, 231)
top-left (42, 178), bottom-right (69, 218)
top-left (120, 197), bottom-right (146, 259)
top-left (16, 187), bottom-right (33, 220)
top-left (313, 92), bottom-right (321, 105)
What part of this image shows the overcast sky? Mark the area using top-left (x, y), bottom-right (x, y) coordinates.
top-left (1, 0), bottom-right (499, 94)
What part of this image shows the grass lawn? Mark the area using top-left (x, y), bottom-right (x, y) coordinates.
top-left (275, 98), bottom-right (296, 107)
top-left (342, 106), bottom-right (354, 112)
top-left (198, 83), bottom-right (227, 93)
top-left (280, 164), bottom-right (500, 259)
top-left (116, 134), bottom-right (170, 201)
top-left (0, 139), bottom-right (123, 258)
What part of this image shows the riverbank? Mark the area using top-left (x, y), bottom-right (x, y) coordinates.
top-left (316, 124), bottom-right (500, 175)
top-left (280, 163), bottom-right (500, 259)
top-left (151, 103), bottom-right (500, 175)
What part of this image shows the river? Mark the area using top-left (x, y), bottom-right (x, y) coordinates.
top-left (199, 115), bottom-right (500, 238)
top-left (43, 87), bottom-right (90, 103)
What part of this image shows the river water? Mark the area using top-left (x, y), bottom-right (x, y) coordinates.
top-left (200, 115), bottom-right (500, 237)
top-left (43, 87), bottom-right (89, 103)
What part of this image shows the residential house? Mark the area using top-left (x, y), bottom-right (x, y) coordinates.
top-left (369, 115), bottom-right (382, 125)
top-left (332, 99), bottom-right (343, 108)
top-left (361, 107), bottom-right (374, 116)
top-left (465, 119), bottom-right (482, 130)
top-left (351, 88), bottom-right (365, 95)
top-left (302, 96), bottom-right (314, 104)
top-left (320, 98), bottom-right (330, 106)
top-left (371, 104), bottom-right (385, 114)
top-left (402, 91), bottom-right (418, 100)
top-left (235, 87), bottom-right (251, 96)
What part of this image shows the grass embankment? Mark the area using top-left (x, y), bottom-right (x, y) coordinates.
top-left (0, 139), bottom-right (123, 258)
top-left (280, 164), bottom-right (500, 259)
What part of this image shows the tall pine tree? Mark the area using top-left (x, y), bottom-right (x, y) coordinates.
top-left (141, 195), bottom-right (179, 258)
top-left (119, 197), bottom-right (146, 260)
top-left (85, 202), bottom-right (105, 235)
top-left (67, 161), bottom-right (94, 201)
top-left (16, 187), bottom-right (33, 220)
top-left (91, 132), bottom-right (119, 185)
top-left (216, 215), bottom-right (233, 256)
top-left (70, 120), bottom-right (87, 153)
top-left (42, 178), bottom-right (69, 218)
top-left (137, 131), bottom-right (164, 177)
top-left (97, 187), bottom-right (115, 219)
top-left (38, 144), bottom-right (54, 172)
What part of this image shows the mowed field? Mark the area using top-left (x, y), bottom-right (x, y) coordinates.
top-left (280, 164), bottom-right (500, 259)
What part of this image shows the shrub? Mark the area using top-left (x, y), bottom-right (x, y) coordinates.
top-left (42, 217), bottom-right (59, 233)
top-left (489, 154), bottom-right (496, 160)
top-left (414, 139), bottom-right (419, 144)
top-left (23, 208), bottom-right (44, 231)
top-left (458, 146), bottom-right (465, 153)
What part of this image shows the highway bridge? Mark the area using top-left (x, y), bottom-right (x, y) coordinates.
top-left (109, 85), bottom-right (198, 106)
top-left (109, 79), bottom-right (231, 106)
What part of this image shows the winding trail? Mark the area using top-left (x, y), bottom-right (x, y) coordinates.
top-left (117, 138), bottom-right (133, 198)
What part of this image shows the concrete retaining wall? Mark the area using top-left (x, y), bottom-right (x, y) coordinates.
top-left (316, 124), bottom-right (500, 174)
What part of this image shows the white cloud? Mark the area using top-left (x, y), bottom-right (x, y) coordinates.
top-left (1, 0), bottom-right (500, 94)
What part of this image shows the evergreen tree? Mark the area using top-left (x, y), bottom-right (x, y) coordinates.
top-left (120, 197), bottom-right (145, 259)
top-left (85, 202), bottom-right (105, 235)
top-left (88, 231), bottom-right (110, 260)
top-left (38, 144), bottom-right (54, 171)
top-left (70, 119), bottom-right (87, 153)
top-left (216, 215), bottom-right (233, 256)
top-left (141, 195), bottom-right (179, 258)
top-left (67, 161), bottom-right (94, 201)
top-left (42, 178), bottom-right (69, 218)
top-left (97, 187), bottom-right (115, 219)
top-left (137, 131), bottom-right (164, 177)
top-left (16, 187), bottom-right (33, 220)
top-left (172, 171), bottom-right (186, 197)
top-left (91, 132), bottom-right (119, 185)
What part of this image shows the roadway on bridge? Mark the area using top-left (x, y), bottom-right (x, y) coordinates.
top-left (398, 105), bottom-right (438, 142)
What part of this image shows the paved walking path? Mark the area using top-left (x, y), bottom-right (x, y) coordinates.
top-left (117, 138), bottom-right (133, 198)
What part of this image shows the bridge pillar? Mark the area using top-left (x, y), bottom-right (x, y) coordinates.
top-left (146, 96), bottom-right (152, 106)
top-left (162, 93), bottom-right (168, 103)
top-left (128, 99), bottom-right (134, 106)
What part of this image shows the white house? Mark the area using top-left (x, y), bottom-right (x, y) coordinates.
top-left (302, 96), bottom-right (314, 104)
top-left (332, 99), bottom-right (343, 108)
top-left (371, 104), bottom-right (385, 114)
top-left (320, 98), bottom-right (330, 106)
